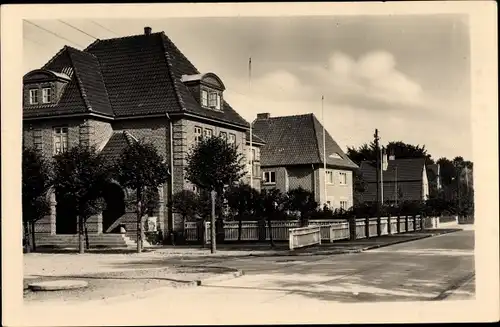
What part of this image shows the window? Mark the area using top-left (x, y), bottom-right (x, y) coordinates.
top-left (53, 127), bottom-right (68, 155)
top-left (220, 131), bottom-right (227, 141)
top-left (203, 128), bottom-right (213, 139)
top-left (340, 200), bottom-right (348, 210)
top-left (228, 133), bottom-right (236, 145)
top-left (201, 90), bottom-right (208, 107)
top-left (209, 92), bottom-right (217, 108)
top-left (263, 171), bottom-right (276, 184)
top-left (29, 89), bottom-right (39, 105)
top-left (339, 172), bottom-right (347, 185)
top-left (42, 87), bottom-right (52, 103)
top-left (194, 126), bottom-right (202, 144)
top-left (326, 170), bottom-right (334, 184)
top-left (216, 94), bottom-right (221, 110)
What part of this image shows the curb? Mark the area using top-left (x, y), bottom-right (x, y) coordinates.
top-left (361, 229), bottom-right (462, 251)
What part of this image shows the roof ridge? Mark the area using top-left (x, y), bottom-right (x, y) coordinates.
top-left (65, 48), bottom-right (93, 112)
top-left (160, 32), bottom-right (200, 74)
top-left (42, 45), bottom-right (68, 70)
top-left (81, 41), bottom-right (115, 116)
top-left (160, 33), bottom-right (186, 112)
top-left (97, 31), bottom-right (164, 42)
top-left (310, 113), bottom-right (324, 165)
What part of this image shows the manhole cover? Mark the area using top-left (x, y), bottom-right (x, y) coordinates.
top-left (28, 280), bottom-right (88, 291)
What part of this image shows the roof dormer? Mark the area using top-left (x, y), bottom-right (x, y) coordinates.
top-left (181, 72), bottom-right (226, 111)
top-left (23, 69), bottom-right (71, 107)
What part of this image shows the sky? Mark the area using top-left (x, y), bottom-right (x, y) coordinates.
top-left (23, 15), bottom-right (472, 161)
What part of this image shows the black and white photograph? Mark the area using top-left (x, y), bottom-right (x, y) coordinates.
top-left (1, 2), bottom-right (498, 325)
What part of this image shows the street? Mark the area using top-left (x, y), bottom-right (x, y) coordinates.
top-left (173, 228), bottom-right (475, 303)
top-left (21, 226), bottom-right (475, 326)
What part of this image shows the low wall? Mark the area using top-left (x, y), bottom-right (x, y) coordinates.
top-left (289, 226), bottom-right (321, 250)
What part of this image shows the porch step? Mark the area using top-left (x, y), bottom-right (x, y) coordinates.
top-left (34, 233), bottom-right (135, 249)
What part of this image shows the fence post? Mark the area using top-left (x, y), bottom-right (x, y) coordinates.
top-left (387, 214), bottom-right (392, 234)
top-left (420, 213), bottom-right (425, 230)
top-left (413, 214), bottom-right (417, 231)
top-left (349, 217), bottom-right (356, 241)
top-left (377, 216), bottom-right (381, 236)
top-left (397, 214), bottom-right (401, 234)
top-left (365, 217), bottom-right (370, 239)
top-left (405, 215), bottom-right (409, 233)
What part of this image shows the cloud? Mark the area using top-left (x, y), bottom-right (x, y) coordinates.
top-left (310, 50), bottom-right (425, 108)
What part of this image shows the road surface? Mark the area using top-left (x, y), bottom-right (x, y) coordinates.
top-left (22, 227), bottom-right (475, 325)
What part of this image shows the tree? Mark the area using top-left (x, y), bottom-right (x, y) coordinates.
top-left (256, 189), bottom-right (287, 247)
top-left (286, 187), bottom-right (318, 227)
top-left (185, 136), bottom-right (247, 252)
top-left (226, 183), bottom-right (259, 241)
top-left (22, 148), bottom-right (53, 253)
top-left (115, 140), bottom-right (170, 253)
top-left (185, 136), bottom-right (246, 195)
top-left (347, 141), bottom-right (434, 165)
top-left (52, 145), bottom-right (111, 254)
top-left (171, 190), bottom-right (199, 232)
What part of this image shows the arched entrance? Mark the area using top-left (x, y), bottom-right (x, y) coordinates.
top-left (102, 181), bottom-right (126, 233)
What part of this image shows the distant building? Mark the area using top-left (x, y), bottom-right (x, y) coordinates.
top-left (252, 113), bottom-right (359, 210)
top-left (358, 156), bottom-right (430, 204)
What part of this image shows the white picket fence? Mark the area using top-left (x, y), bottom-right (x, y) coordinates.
top-left (289, 226), bottom-right (321, 250)
top-left (184, 215), bottom-right (423, 246)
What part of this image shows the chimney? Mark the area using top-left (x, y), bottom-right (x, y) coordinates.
top-left (257, 113), bottom-right (271, 120)
top-left (144, 26), bottom-right (152, 35)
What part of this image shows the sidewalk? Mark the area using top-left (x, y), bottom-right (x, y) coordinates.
top-left (149, 228), bottom-right (463, 258)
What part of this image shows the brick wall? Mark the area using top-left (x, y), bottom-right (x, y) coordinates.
top-left (23, 118), bottom-right (84, 157)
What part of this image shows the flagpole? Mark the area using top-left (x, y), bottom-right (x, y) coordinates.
top-left (380, 146), bottom-right (384, 205)
top-left (322, 95), bottom-right (326, 206)
top-left (249, 57), bottom-right (253, 189)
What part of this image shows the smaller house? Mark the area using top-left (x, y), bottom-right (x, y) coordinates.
top-left (358, 155), bottom-right (429, 204)
top-left (252, 113), bottom-right (358, 210)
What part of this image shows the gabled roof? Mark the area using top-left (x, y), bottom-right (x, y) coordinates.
top-left (23, 31), bottom-right (250, 129)
top-left (252, 113), bottom-right (358, 169)
top-left (359, 158), bottom-right (426, 183)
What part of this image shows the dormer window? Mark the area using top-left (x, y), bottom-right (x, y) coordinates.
top-left (29, 89), bottom-right (39, 105)
top-left (180, 72), bottom-right (226, 111)
top-left (42, 87), bottom-right (52, 103)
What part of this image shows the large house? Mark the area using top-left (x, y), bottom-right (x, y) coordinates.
top-left (252, 113), bottom-right (359, 210)
top-left (358, 155), bottom-right (430, 204)
top-left (22, 27), bottom-right (263, 243)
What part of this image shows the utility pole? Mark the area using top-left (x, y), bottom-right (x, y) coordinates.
top-left (374, 129), bottom-right (380, 216)
top-left (248, 57), bottom-right (253, 189)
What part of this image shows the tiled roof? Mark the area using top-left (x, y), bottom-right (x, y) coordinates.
top-left (99, 131), bottom-right (137, 163)
top-left (359, 158), bottom-right (426, 183)
top-left (252, 113), bottom-right (358, 169)
top-left (246, 130), bottom-right (266, 145)
top-left (23, 31), bottom-right (250, 129)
